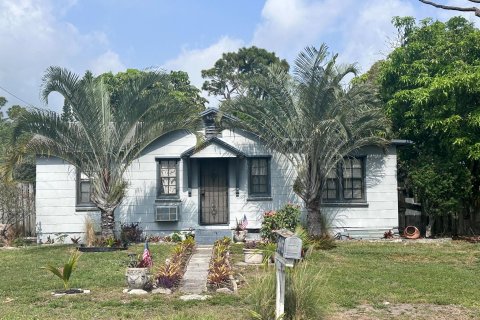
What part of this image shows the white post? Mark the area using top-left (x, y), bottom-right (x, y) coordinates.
top-left (275, 253), bottom-right (286, 319)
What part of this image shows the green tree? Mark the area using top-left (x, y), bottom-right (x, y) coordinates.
top-left (11, 67), bottom-right (202, 237)
top-left (201, 46), bottom-right (289, 101)
top-left (223, 45), bottom-right (390, 236)
top-left (380, 17), bottom-right (480, 233)
top-left (62, 69), bottom-right (206, 122)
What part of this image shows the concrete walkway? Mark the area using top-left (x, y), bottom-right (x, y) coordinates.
top-left (180, 245), bottom-right (212, 294)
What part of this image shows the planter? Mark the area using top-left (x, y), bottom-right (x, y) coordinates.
top-left (125, 268), bottom-right (151, 290)
top-left (233, 230), bottom-right (247, 243)
top-left (78, 246), bottom-right (128, 252)
top-left (243, 248), bottom-right (263, 264)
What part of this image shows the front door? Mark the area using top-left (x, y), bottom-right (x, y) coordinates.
top-left (200, 159), bottom-right (228, 225)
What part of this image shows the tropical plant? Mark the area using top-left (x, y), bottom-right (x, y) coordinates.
top-left (9, 67), bottom-right (202, 237)
top-left (156, 261), bottom-right (182, 289)
top-left (43, 250), bottom-right (81, 290)
top-left (223, 45), bottom-right (390, 236)
top-left (261, 204), bottom-right (301, 241)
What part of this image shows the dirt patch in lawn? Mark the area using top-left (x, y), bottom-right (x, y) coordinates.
top-left (330, 303), bottom-right (480, 320)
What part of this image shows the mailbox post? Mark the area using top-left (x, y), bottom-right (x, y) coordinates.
top-left (274, 229), bottom-right (302, 319)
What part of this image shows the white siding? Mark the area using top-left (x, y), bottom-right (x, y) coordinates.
top-left (35, 157), bottom-right (100, 242)
top-left (35, 128), bottom-right (399, 239)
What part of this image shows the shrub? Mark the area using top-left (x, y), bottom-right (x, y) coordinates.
top-left (261, 203), bottom-right (301, 242)
top-left (207, 263), bottom-right (231, 287)
top-left (120, 222), bottom-right (143, 244)
top-left (156, 261), bottom-right (182, 288)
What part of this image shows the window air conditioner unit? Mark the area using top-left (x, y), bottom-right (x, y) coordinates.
top-left (155, 205), bottom-right (179, 222)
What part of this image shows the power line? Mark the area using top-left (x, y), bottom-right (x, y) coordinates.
top-left (0, 85), bottom-right (36, 107)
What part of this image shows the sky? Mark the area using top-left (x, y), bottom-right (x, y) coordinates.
top-left (0, 0), bottom-right (477, 112)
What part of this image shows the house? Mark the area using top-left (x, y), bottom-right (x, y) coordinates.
top-left (35, 108), bottom-right (404, 244)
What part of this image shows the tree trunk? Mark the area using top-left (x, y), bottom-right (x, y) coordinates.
top-left (425, 214), bottom-right (435, 238)
top-left (306, 202), bottom-right (322, 237)
top-left (100, 208), bottom-right (115, 239)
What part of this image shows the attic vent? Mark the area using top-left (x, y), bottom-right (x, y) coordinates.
top-left (205, 125), bottom-right (219, 138)
top-left (155, 205), bottom-right (179, 222)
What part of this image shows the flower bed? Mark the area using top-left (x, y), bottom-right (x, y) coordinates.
top-left (207, 237), bottom-right (236, 292)
top-left (154, 237), bottom-right (195, 290)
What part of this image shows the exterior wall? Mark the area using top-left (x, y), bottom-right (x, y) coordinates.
top-left (324, 145), bottom-right (399, 231)
top-left (35, 157), bottom-right (99, 242)
top-left (35, 128), bottom-right (399, 240)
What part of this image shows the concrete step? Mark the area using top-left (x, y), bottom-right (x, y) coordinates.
top-left (195, 229), bottom-right (232, 245)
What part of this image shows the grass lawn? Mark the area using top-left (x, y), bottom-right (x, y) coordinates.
top-left (1, 241), bottom-right (480, 319)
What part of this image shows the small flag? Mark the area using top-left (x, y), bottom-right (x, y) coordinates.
top-left (141, 240), bottom-right (153, 267)
top-left (241, 214), bottom-right (248, 230)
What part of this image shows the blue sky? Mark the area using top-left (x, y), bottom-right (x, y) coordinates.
top-left (0, 0), bottom-right (477, 111)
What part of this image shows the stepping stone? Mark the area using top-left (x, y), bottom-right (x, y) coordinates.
top-left (179, 294), bottom-right (211, 301)
top-left (152, 288), bottom-right (172, 295)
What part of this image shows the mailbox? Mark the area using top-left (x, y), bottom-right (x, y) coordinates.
top-left (275, 229), bottom-right (302, 260)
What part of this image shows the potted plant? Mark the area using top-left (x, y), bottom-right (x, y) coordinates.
top-left (233, 216), bottom-right (248, 243)
top-left (125, 242), bottom-right (153, 290)
top-left (243, 241), bottom-right (264, 264)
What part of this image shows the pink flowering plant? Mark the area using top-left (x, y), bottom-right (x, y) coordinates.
top-left (260, 203), bottom-right (301, 242)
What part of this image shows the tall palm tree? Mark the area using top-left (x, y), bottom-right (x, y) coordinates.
top-left (11, 67), bottom-right (202, 238)
top-left (222, 45), bottom-right (390, 236)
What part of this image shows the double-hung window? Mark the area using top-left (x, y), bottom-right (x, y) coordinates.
top-left (248, 157), bottom-right (271, 198)
top-left (77, 170), bottom-right (93, 206)
top-left (323, 157), bottom-right (366, 202)
top-left (157, 159), bottom-right (179, 198)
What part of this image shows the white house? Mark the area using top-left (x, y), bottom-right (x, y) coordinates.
top-left (35, 108), bottom-right (404, 244)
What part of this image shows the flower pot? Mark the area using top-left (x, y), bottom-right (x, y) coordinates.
top-left (243, 248), bottom-right (263, 264)
top-left (233, 230), bottom-right (247, 243)
top-left (125, 268), bottom-right (150, 290)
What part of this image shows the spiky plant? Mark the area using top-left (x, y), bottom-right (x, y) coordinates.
top-left (222, 45), bottom-right (390, 236)
top-left (44, 250), bottom-right (81, 290)
top-left (9, 67), bottom-right (202, 238)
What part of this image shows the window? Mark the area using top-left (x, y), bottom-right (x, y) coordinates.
top-left (248, 157), bottom-right (271, 197)
top-left (323, 157), bottom-right (365, 202)
top-left (157, 159), bottom-right (179, 197)
top-left (77, 171), bottom-right (93, 206)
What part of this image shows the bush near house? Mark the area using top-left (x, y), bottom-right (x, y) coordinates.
top-left (260, 203), bottom-right (301, 242)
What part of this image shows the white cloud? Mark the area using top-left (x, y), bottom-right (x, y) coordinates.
top-left (89, 50), bottom-right (126, 75)
top-left (252, 0), bottom-right (354, 60)
top-left (0, 0), bottom-right (124, 112)
top-left (163, 36), bottom-right (244, 106)
top-left (337, 0), bottom-right (417, 73)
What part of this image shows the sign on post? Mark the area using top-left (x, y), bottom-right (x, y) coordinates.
top-left (274, 229), bottom-right (302, 319)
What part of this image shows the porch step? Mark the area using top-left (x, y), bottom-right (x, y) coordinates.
top-left (195, 229), bottom-right (232, 245)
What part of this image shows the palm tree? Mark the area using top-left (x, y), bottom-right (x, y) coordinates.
top-left (222, 45), bottom-right (390, 236)
top-left (11, 67), bottom-right (202, 238)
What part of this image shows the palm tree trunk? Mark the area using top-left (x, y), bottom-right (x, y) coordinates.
top-left (306, 201), bottom-right (322, 237)
top-left (100, 208), bottom-right (115, 238)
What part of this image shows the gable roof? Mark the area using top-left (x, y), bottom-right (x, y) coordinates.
top-left (180, 137), bottom-right (245, 158)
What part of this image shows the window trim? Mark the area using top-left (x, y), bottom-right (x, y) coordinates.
top-left (76, 169), bottom-right (94, 207)
top-left (322, 156), bottom-right (367, 204)
top-left (156, 158), bottom-right (180, 200)
top-left (247, 156), bottom-right (272, 198)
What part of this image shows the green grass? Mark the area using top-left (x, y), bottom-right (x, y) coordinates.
top-left (1, 241), bottom-right (479, 319)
